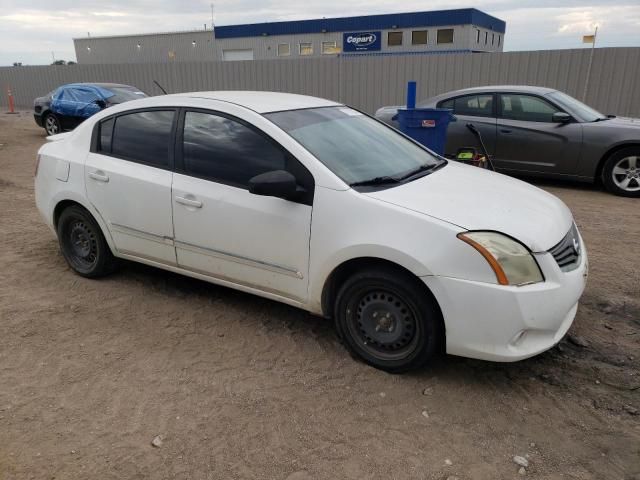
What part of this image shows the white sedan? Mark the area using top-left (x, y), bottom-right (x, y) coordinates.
top-left (35, 91), bottom-right (588, 372)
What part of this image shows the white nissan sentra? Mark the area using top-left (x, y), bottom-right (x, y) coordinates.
top-left (35, 91), bottom-right (588, 372)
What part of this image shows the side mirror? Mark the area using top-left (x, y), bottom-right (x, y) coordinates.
top-left (552, 112), bottom-right (572, 124)
top-left (94, 99), bottom-right (107, 109)
top-left (249, 170), bottom-right (298, 199)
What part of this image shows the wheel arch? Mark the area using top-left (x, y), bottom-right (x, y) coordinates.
top-left (320, 256), bottom-right (442, 322)
top-left (595, 142), bottom-right (640, 183)
top-left (52, 197), bottom-right (117, 255)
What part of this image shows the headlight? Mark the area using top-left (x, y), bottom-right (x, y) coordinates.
top-left (458, 231), bottom-right (544, 286)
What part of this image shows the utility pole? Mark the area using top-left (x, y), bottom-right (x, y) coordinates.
top-left (582, 26), bottom-right (598, 102)
top-left (210, 3), bottom-right (215, 30)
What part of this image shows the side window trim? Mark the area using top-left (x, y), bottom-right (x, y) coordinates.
top-left (175, 108), bottom-right (315, 206)
top-left (497, 93), bottom-right (562, 123)
top-left (90, 107), bottom-right (179, 171)
top-left (436, 93), bottom-right (496, 118)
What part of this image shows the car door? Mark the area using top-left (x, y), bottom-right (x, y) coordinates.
top-left (437, 93), bottom-right (497, 158)
top-left (494, 93), bottom-right (583, 175)
top-left (171, 109), bottom-right (314, 302)
top-left (85, 109), bottom-right (177, 264)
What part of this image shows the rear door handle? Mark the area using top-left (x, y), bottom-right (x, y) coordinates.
top-left (175, 196), bottom-right (203, 208)
top-left (89, 171), bottom-right (109, 183)
top-left (500, 129), bottom-right (513, 134)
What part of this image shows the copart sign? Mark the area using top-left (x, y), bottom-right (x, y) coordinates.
top-left (343, 31), bottom-right (382, 52)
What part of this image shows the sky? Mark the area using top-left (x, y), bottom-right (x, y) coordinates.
top-left (0, 0), bottom-right (638, 65)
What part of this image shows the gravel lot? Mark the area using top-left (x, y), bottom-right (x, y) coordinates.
top-left (1, 112), bottom-right (639, 480)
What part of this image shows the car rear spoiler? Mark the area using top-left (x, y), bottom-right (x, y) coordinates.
top-left (46, 131), bottom-right (73, 142)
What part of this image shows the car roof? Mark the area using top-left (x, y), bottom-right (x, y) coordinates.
top-left (166, 91), bottom-right (342, 114)
top-left (427, 85), bottom-right (558, 102)
top-left (61, 82), bottom-right (138, 89)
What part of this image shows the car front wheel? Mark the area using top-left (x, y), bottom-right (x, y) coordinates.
top-left (57, 205), bottom-right (116, 278)
top-left (334, 267), bottom-right (443, 373)
top-left (602, 147), bottom-right (640, 197)
top-left (44, 113), bottom-right (61, 136)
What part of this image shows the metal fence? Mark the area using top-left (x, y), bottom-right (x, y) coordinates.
top-left (2, 47), bottom-right (639, 117)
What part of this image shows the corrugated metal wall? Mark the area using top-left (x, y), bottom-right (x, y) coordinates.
top-left (1, 47), bottom-right (639, 117)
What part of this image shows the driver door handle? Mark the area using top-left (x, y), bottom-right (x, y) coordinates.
top-left (175, 196), bottom-right (203, 208)
top-left (500, 129), bottom-right (513, 134)
top-left (89, 171), bottom-right (109, 183)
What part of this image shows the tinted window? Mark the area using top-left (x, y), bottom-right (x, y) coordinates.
top-left (440, 94), bottom-right (494, 117)
top-left (111, 111), bottom-right (175, 167)
top-left (99, 118), bottom-right (114, 153)
top-left (182, 111), bottom-right (287, 187)
top-left (499, 94), bottom-right (560, 122)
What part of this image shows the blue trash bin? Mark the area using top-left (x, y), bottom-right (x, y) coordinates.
top-left (394, 108), bottom-right (455, 156)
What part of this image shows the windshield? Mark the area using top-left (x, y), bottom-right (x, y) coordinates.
top-left (546, 91), bottom-right (605, 122)
top-left (266, 106), bottom-right (443, 186)
top-left (107, 86), bottom-right (147, 104)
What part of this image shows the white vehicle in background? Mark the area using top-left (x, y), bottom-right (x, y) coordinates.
top-left (35, 91), bottom-right (588, 372)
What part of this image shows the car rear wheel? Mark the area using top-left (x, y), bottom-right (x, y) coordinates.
top-left (44, 113), bottom-right (61, 136)
top-left (57, 205), bottom-right (116, 278)
top-left (334, 267), bottom-right (443, 373)
top-left (602, 148), bottom-right (640, 197)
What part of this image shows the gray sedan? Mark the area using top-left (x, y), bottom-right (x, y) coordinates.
top-left (375, 86), bottom-right (640, 197)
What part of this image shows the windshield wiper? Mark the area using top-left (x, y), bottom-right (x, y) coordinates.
top-left (592, 117), bottom-right (610, 122)
top-left (350, 176), bottom-right (400, 187)
top-left (395, 163), bottom-right (440, 181)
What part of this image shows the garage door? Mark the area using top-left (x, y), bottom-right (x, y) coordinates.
top-left (222, 49), bottom-right (254, 61)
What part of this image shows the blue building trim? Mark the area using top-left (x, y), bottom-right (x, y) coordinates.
top-left (214, 9), bottom-right (506, 39)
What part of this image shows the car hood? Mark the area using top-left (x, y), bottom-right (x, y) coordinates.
top-left (363, 162), bottom-right (573, 252)
top-left (600, 116), bottom-right (640, 129)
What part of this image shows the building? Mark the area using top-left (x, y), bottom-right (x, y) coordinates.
top-left (73, 8), bottom-right (506, 64)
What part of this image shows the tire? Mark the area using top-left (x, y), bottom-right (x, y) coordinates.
top-left (44, 113), bottom-right (62, 136)
top-left (601, 147), bottom-right (640, 197)
top-left (57, 205), bottom-right (116, 278)
top-left (333, 266), bottom-right (443, 373)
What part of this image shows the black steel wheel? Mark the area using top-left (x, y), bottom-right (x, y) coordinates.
top-left (44, 113), bottom-right (62, 136)
top-left (57, 205), bottom-right (116, 278)
top-left (334, 266), bottom-right (443, 373)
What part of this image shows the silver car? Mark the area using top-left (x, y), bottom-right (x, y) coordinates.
top-left (375, 86), bottom-right (640, 197)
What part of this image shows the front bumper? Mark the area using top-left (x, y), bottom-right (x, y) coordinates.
top-left (423, 239), bottom-right (588, 362)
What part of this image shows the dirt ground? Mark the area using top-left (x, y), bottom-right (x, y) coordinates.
top-left (0, 112), bottom-right (638, 480)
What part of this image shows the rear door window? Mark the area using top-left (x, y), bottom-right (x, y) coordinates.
top-left (439, 94), bottom-right (494, 117)
top-left (109, 110), bottom-right (175, 167)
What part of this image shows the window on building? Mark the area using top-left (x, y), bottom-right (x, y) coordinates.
top-left (499, 94), bottom-right (560, 122)
top-left (321, 41), bottom-right (341, 54)
top-left (492, 33), bottom-right (495, 46)
top-left (182, 111), bottom-right (287, 187)
top-left (498, 35), bottom-right (501, 47)
top-left (485, 32), bottom-right (488, 44)
top-left (411, 30), bottom-right (428, 45)
top-left (476, 29), bottom-right (481, 44)
top-left (437, 29), bottom-right (454, 44)
top-left (299, 42), bottom-right (313, 55)
top-left (110, 111), bottom-right (175, 167)
top-left (387, 31), bottom-right (403, 46)
top-left (222, 49), bottom-right (254, 61)
top-left (277, 43), bottom-right (291, 56)
top-left (439, 94), bottom-right (494, 118)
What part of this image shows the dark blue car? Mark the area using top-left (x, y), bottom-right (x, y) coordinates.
top-left (34, 83), bottom-right (147, 136)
